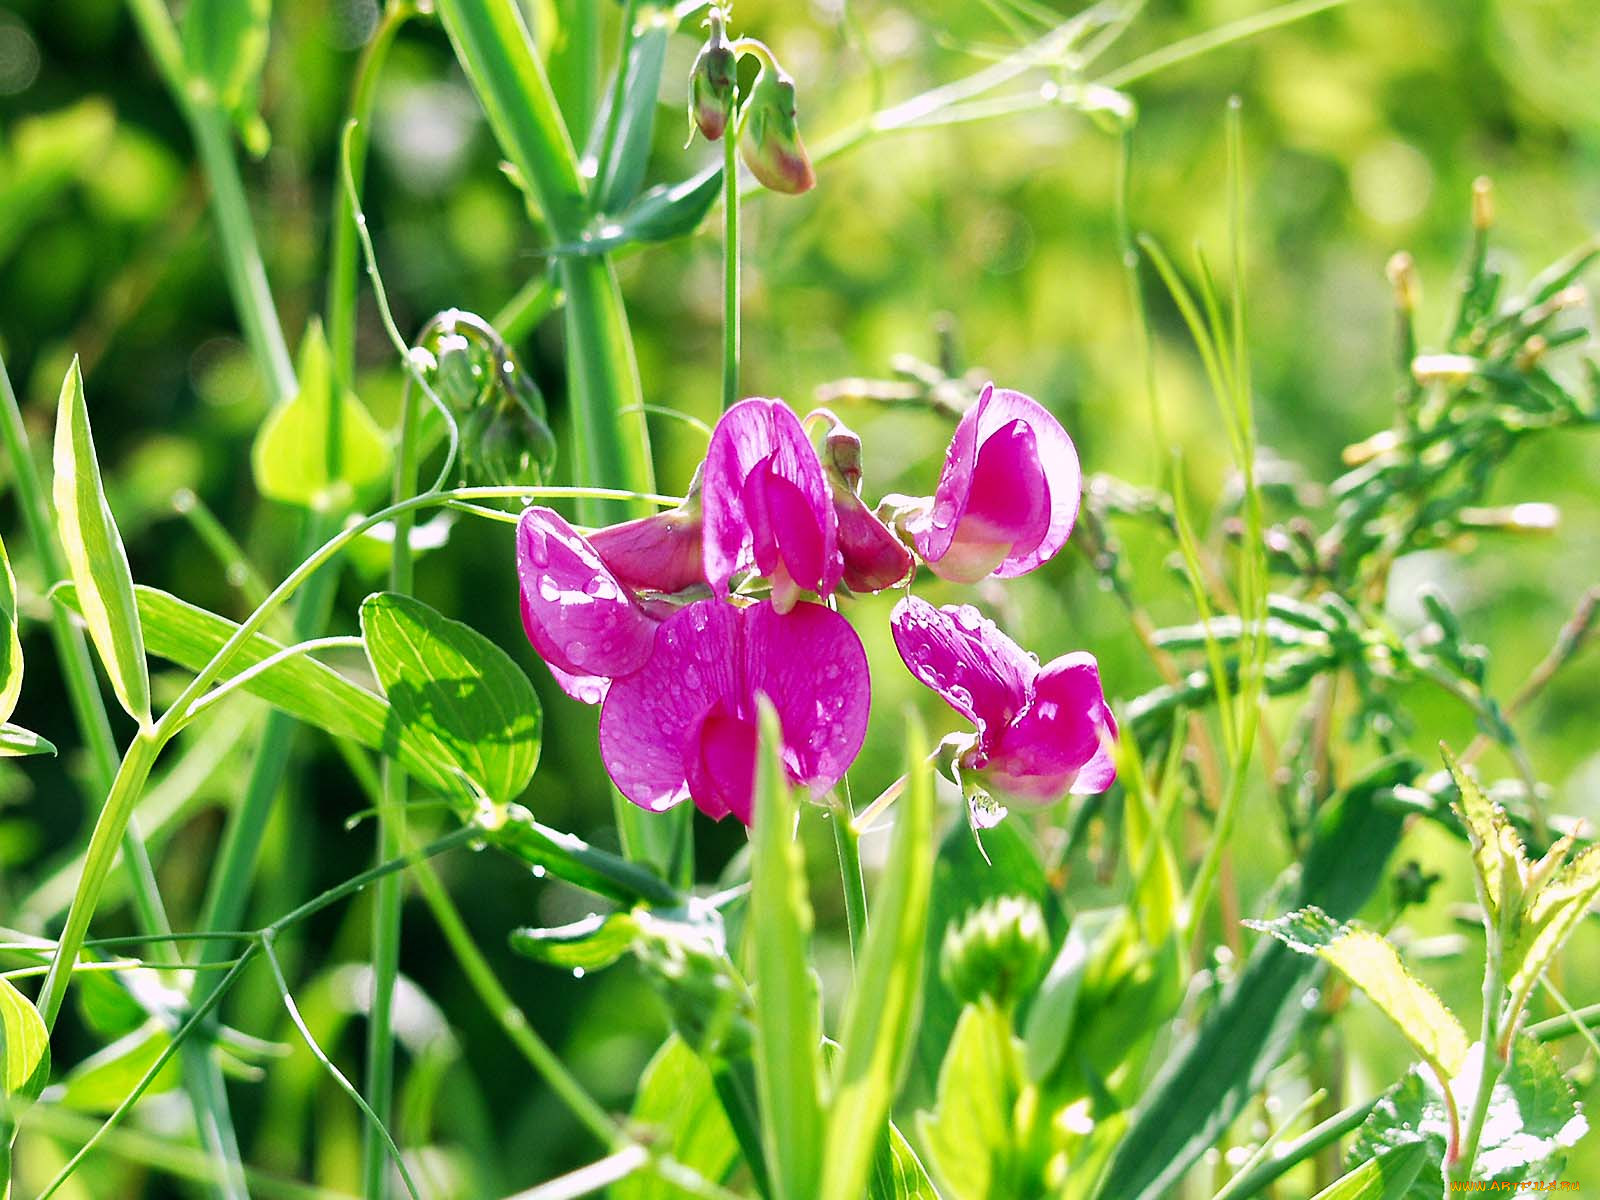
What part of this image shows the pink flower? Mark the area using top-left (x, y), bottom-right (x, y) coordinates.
top-left (703, 398), bottom-right (842, 612)
top-left (891, 595), bottom-right (1116, 805)
top-left (599, 598), bottom-right (870, 824)
top-left (516, 506), bottom-right (662, 705)
top-left (906, 384), bottom-right (1081, 584)
top-left (820, 415), bottom-right (914, 594)
top-left (586, 497), bottom-right (707, 596)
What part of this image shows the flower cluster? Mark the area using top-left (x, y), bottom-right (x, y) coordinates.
top-left (515, 385), bottom-right (1116, 826)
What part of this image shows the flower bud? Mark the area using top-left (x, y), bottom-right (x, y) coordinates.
top-left (688, 11), bottom-right (737, 142)
top-left (940, 895), bottom-right (1051, 1010)
top-left (462, 391), bottom-right (556, 488)
top-left (432, 330), bottom-right (488, 415)
top-left (739, 59), bottom-right (815, 195)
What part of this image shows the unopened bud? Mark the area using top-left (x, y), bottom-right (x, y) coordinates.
top-left (688, 12), bottom-right (737, 142)
top-left (940, 895), bottom-right (1051, 1010)
top-left (1386, 251), bottom-right (1419, 314)
top-left (1472, 176), bottom-right (1494, 232)
top-left (462, 392), bottom-right (556, 488)
top-left (1515, 334), bottom-right (1548, 373)
top-left (739, 58), bottom-right (815, 195)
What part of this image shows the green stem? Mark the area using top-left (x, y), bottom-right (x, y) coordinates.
top-left (1527, 1000), bottom-right (1600, 1043)
top-left (1211, 1095), bottom-right (1379, 1200)
top-left (327, 1), bottom-right (416, 388)
top-left (829, 790), bottom-right (867, 966)
top-left (722, 117), bottom-right (740, 411)
top-left (1449, 957), bottom-right (1506, 1182)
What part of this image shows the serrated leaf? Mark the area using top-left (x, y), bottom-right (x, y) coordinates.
top-left (1351, 1040), bottom-right (1587, 1193)
top-left (613, 1034), bottom-right (738, 1200)
top-left (0, 724), bottom-right (54, 758)
top-left (1310, 1142), bottom-right (1428, 1200)
top-left (868, 1121), bottom-right (941, 1200)
top-left (0, 531), bottom-right (23, 724)
top-left (252, 320), bottom-right (391, 509)
top-left (509, 911), bottom-right (639, 971)
top-left (360, 592), bottom-right (542, 804)
top-left (916, 1000), bottom-right (1024, 1200)
top-left (749, 697), bottom-right (824, 1200)
top-left (1442, 743), bottom-right (1524, 926)
top-left (180, 0), bottom-right (270, 115)
top-left (55, 582), bottom-right (457, 794)
top-left (52, 357), bottom-right (150, 724)
top-left (0, 977), bottom-right (49, 1102)
top-left (823, 714), bottom-right (935, 1200)
top-left (1508, 844), bottom-right (1600, 1012)
top-left (1248, 906), bottom-right (1469, 1076)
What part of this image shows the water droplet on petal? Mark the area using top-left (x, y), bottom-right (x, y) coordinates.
top-left (538, 578), bottom-right (561, 602)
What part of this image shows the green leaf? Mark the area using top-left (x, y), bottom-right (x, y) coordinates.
top-left (509, 911), bottom-right (639, 971)
top-left (588, 4), bottom-right (673, 214)
top-left (0, 530), bottom-right (23, 724)
top-left (1441, 743), bottom-right (1524, 928)
top-left (52, 357), bottom-right (150, 725)
top-left (912, 817), bottom-right (1054, 1099)
top-left (1248, 906), bottom-right (1469, 1077)
top-left (823, 714), bottom-right (935, 1200)
top-left (868, 1121), bottom-right (941, 1200)
top-left (359, 592), bottom-right (542, 803)
top-left (54, 582), bottom-right (456, 794)
top-left (613, 1034), bottom-right (739, 1200)
top-left (748, 697), bottom-right (824, 1200)
top-left (0, 724), bottom-right (55, 758)
top-left (565, 166), bottom-right (723, 256)
top-left (1021, 908), bottom-right (1119, 1081)
top-left (54, 1022), bottom-right (181, 1113)
top-left (252, 320), bottom-right (390, 509)
top-left (1309, 1142), bottom-right (1429, 1200)
top-left (180, 0), bottom-right (270, 116)
top-left (1094, 755), bottom-right (1416, 1200)
top-left (1510, 845), bottom-right (1600, 1009)
top-left (0, 977), bottom-right (49, 1101)
top-left (916, 1000), bottom-right (1025, 1200)
top-left (1351, 1040), bottom-right (1587, 1194)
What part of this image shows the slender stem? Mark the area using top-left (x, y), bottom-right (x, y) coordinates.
top-left (721, 117), bottom-right (740, 411)
top-left (410, 851), bottom-right (623, 1148)
top-left (1212, 1095), bottom-right (1379, 1200)
top-left (1528, 1000), bottom-right (1600, 1043)
top-left (829, 788), bottom-right (867, 966)
top-left (1449, 953), bottom-right (1507, 1181)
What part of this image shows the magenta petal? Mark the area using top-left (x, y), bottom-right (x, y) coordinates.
top-left (516, 507), bottom-right (659, 691)
top-left (835, 489), bottom-right (913, 593)
top-left (599, 600), bottom-right (742, 813)
top-left (980, 652), bottom-right (1118, 803)
top-left (519, 593), bottom-right (611, 705)
top-left (742, 600), bottom-right (870, 795)
top-left (703, 398), bottom-right (840, 598)
top-left (685, 703), bottom-right (759, 824)
top-left (890, 596), bottom-right (1034, 742)
top-left (912, 385), bottom-right (1081, 581)
top-left (587, 504), bottom-right (706, 594)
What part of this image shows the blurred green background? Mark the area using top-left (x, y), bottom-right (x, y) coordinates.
top-left (1, 0), bottom-right (1598, 1194)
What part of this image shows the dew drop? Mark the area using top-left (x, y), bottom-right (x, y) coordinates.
top-left (568, 640), bottom-right (589, 666)
top-left (524, 530), bottom-right (551, 568)
top-left (572, 967), bottom-right (586, 980)
top-left (539, 578), bottom-right (561, 602)
top-left (531, 864), bottom-right (547, 878)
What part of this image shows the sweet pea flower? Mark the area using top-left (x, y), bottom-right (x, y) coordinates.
top-left (820, 416), bottom-right (913, 594)
top-left (599, 598), bottom-right (870, 824)
top-left (703, 398), bottom-right (842, 612)
top-left (906, 384), bottom-right (1081, 584)
top-left (587, 495), bottom-right (707, 596)
top-left (516, 506), bottom-right (662, 705)
top-left (891, 595), bottom-right (1116, 807)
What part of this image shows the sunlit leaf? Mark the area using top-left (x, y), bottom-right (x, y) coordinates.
top-left (0, 725), bottom-right (54, 758)
top-left (1021, 908), bottom-right (1118, 1082)
top-left (181, 0), bottom-right (271, 147)
top-left (1309, 1142), bottom-right (1428, 1200)
top-left (509, 911), bottom-right (640, 971)
top-left (613, 1034), bottom-right (739, 1200)
top-left (569, 166), bottom-right (722, 256)
top-left (0, 531), bottom-right (23, 724)
top-left (868, 1121), bottom-right (941, 1200)
top-left (0, 977), bottom-right (49, 1101)
top-left (1442, 743), bottom-right (1524, 925)
top-left (588, 4), bottom-right (674, 214)
top-left (749, 697), bottom-right (824, 1200)
top-left (823, 714), bottom-right (935, 1200)
top-left (916, 1000), bottom-right (1022, 1200)
top-left (53, 1022), bottom-right (181, 1113)
top-left (52, 357), bottom-right (150, 725)
top-left (1508, 845), bottom-right (1600, 1011)
top-left (1247, 906), bottom-right (1469, 1077)
top-left (360, 592), bottom-right (542, 804)
top-left (252, 319), bottom-right (391, 510)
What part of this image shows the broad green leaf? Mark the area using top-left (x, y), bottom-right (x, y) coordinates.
top-left (868, 1121), bottom-right (941, 1200)
top-left (0, 531), bottom-right (23, 723)
top-left (613, 1035), bottom-right (738, 1200)
top-left (180, 0), bottom-right (271, 149)
top-left (252, 320), bottom-right (390, 509)
top-left (0, 724), bottom-right (55, 758)
top-left (1351, 1040), bottom-right (1587, 1195)
top-left (1095, 755), bottom-right (1416, 1200)
top-left (916, 1000), bottom-right (1024, 1200)
top-left (1248, 906), bottom-right (1468, 1077)
top-left (0, 977), bottom-right (48, 1103)
top-left (52, 357), bottom-right (150, 724)
top-left (913, 817), bottom-right (1054, 1099)
top-left (360, 592), bottom-right (542, 803)
top-left (54, 583), bottom-right (456, 794)
top-left (823, 714), bottom-right (935, 1200)
top-left (1310, 1142), bottom-right (1428, 1200)
top-left (1508, 844), bottom-right (1600, 1011)
top-left (1022, 908), bottom-right (1118, 1081)
top-left (748, 697), bottom-right (824, 1200)
top-left (54, 1022), bottom-right (181, 1112)
top-left (509, 911), bottom-right (639, 971)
